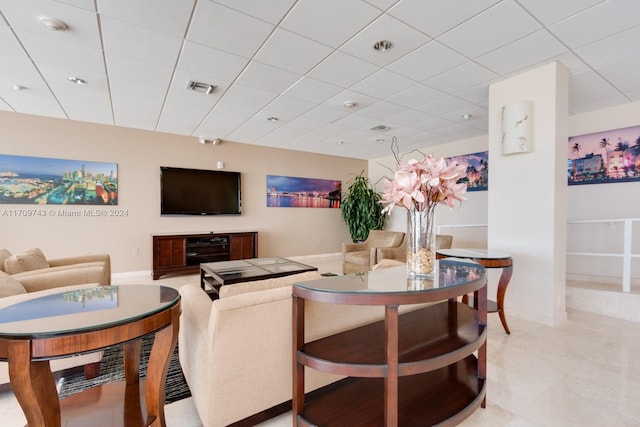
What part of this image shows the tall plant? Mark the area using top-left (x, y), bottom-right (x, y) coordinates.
top-left (341, 171), bottom-right (386, 242)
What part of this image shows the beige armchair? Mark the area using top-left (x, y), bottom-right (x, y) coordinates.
top-left (0, 248), bottom-right (111, 293)
top-left (374, 234), bottom-right (454, 269)
top-left (341, 230), bottom-right (405, 274)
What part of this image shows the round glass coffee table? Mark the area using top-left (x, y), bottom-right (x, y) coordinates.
top-left (0, 285), bottom-right (180, 427)
top-left (436, 248), bottom-right (513, 334)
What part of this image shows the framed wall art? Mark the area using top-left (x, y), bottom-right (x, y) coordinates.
top-left (267, 175), bottom-right (341, 208)
top-left (0, 154), bottom-right (118, 205)
top-left (446, 151), bottom-right (489, 192)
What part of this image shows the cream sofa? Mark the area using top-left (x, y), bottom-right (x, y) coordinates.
top-left (179, 270), bottom-right (419, 427)
top-left (0, 283), bottom-right (105, 387)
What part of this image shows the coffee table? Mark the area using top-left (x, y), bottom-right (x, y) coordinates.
top-left (0, 285), bottom-right (180, 427)
top-left (436, 248), bottom-right (513, 334)
top-left (200, 256), bottom-right (317, 299)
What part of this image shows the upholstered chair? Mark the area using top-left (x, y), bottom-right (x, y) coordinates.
top-left (341, 230), bottom-right (405, 274)
top-left (373, 234), bottom-right (454, 270)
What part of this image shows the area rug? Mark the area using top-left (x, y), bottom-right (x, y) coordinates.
top-left (57, 334), bottom-right (191, 404)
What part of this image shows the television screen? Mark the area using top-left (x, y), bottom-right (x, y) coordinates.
top-left (160, 167), bottom-right (241, 215)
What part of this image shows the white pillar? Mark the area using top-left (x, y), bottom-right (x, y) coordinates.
top-left (488, 62), bottom-right (569, 326)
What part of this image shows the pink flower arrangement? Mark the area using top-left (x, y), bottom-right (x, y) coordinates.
top-left (381, 154), bottom-right (468, 214)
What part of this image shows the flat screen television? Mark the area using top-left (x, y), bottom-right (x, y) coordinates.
top-left (160, 167), bottom-right (241, 215)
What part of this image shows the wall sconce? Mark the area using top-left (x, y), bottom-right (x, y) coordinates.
top-left (501, 101), bottom-right (532, 155)
top-left (216, 161), bottom-right (225, 169)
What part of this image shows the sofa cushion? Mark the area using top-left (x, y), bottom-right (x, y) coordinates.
top-left (0, 271), bottom-right (27, 297)
top-left (0, 249), bottom-right (11, 272)
top-left (218, 271), bottom-right (323, 298)
top-left (4, 248), bottom-right (50, 274)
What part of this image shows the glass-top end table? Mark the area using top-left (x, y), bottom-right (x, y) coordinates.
top-left (0, 284), bottom-right (181, 427)
top-left (294, 258), bottom-right (486, 304)
top-left (436, 248), bottom-right (513, 334)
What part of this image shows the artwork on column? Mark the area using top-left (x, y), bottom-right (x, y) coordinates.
top-left (0, 154), bottom-right (118, 205)
top-left (266, 175), bottom-right (341, 208)
top-left (446, 151), bottom-right (489, 192)
top-left (568, 125), bottom-right (640, 185)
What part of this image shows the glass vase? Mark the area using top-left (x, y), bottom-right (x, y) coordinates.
top-left (406, 207), bottom-right (437, 278)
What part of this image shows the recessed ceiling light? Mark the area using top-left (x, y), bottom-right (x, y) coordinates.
top-left (373, 40), bottom-right (393, 52)
top-left (12, 84), bottom-right (26, 91)
top-left (376, 138), bottom-right (385, 143)
top-left (336, 140), bottom-right (344, 145)
top-left (343, 100), bottom-right (357, 108)
top-left (267, 117), bottom-right (279, 122)
top-left (39, 17), bottom-right (69, 31)
top-left (67, 76), bottom-right (87, 85)
top-left (462, 113), bottom-right (472, 120)
top-left (371, 124), bottom-right (392, 132)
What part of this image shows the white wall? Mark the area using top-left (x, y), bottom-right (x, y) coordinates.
top-left (0, 112), bottom-right (366, 275)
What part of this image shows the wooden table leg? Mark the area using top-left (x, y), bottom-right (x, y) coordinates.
top-left (384, 305), bottom-right (399, 427)
top-left (145, 306), bottom-right (180, 427)
top-left (496, 265), bottom-right (513, 334)
top-left (8, 340), bottom-right (60, 427)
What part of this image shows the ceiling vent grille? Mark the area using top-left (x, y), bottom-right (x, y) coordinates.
top-left (370, 124), bottom-right (392, 132)
top-left (186, 80), bottom-right (216, 94)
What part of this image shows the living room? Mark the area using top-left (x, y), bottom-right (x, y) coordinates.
top-left (1, 0), bottom-right (640, 426)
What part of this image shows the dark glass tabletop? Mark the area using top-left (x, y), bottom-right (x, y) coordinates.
top-left (295, 258), bottom-right (485, 295)
top-left (436, 248), bottom-right (511, 260)
top-left (202, 256), bottom-right (317, 282)
top-left (0, 285), bottom-right (179, 337)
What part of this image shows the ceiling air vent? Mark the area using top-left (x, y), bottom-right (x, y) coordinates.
top-left (186, 80), bottom-right (216, 95)
top-left (370, 124), bottom-right (392, 132)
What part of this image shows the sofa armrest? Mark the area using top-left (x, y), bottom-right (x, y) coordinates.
top-left (377, 245), bottom-right (406, 262)
top-left (48, 254), bottom-right (111, 285)
top-left (13, 263), bottom-right (110, 292)
top-left (341, 241), bottom-right (367, 254)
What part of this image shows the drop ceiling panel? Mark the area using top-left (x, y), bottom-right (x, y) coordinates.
top-left (0, 0), bottom-right (100, 48)
top-left (97, 0), bottom-right (194, 37)
top-left (210, 0), bottom-right (297, 25)
top-left (350, 69), bottom-right (415, 99)
top-left (0, 27), bottom-right (29, 59)
top-left (187, 1), bottom-right (274, 58)
top-left (424, 62), bottom-right (497, 94)
top-left (253, 28), bottom-right (333, 75)
top-left (322, 90), bottom-right (378, 112)
top-left (101, 16), bottom-right (182, 67)
top-left (574, 26), bottom-right (640, 68)
top-left (177, 41), bottom-right (250, 82)
top-left (339, 14), bottom-right (431, 67)
top-left (235, 61), bottom-right (301, 94)
top-left (18, 31), bottom-right (105, 74)
top-left (282, 77), bottom-right (343, 103)
top-left (280, 0), bottom-right (380, 48)
top-left (386, 84), bottom-right (446, 109)
top-left (297, 104), bottom-right (349, 124)
top-left (475, 30), bottom-right (567, 76)
top-left (105, 52), bottom-right (174, 89)
top-left (387, 0), bottom-right (501, 38)
top-left (549, 0), bottom-right (640, 48)
top-left (516, 0), bottom-right (606, 26)
top-left (264, 96), bottom-right (315, 116)
top-left (438, 0), bottom-right (541, 59)
top-left (386, 41), bottom-right (467, 82)
top-left (307, 51), bottom-right (378, 88)
top-left (355, 101), bottom-right (406, 121)
top-left (111, 93), bottom-right (163, 130)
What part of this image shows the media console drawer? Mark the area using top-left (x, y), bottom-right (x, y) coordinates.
top-left (152, 232), bottom-right (257, 279)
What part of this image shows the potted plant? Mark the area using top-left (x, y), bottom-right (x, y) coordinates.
top-left (341, 171), bottom-right (386, 242)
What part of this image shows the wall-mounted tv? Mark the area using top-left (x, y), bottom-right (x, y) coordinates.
top-left (160, 167), bottom-right (241, 215)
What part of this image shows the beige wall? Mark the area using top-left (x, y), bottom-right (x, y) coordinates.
top-left (0, 111), bottom-right (365, 274)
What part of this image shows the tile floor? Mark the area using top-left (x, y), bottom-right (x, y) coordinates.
top-left (1, 254), bottom-right (639, 426)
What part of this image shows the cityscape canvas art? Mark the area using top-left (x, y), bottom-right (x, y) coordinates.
top-left (0, 154), bottom-right (118, 205)
top-left (267, 175), bottom-right (341, 208)
top-left (568, 125), bottom-right (640, 185)
top-left (446, 151), bottom-right (489, 192)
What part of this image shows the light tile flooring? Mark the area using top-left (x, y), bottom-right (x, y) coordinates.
top-left (1, 254), bottom-right (639, 426)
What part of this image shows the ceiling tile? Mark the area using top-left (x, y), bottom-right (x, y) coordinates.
top-left (282, 77), bottom-right (343, 103)
top-left (187, 1), bottom-right (274, 58)
top-left (516, 0), bottom-right (605, 26)
top-left (264, 96), bottom-right (315, 116)
top-left (438, 0), bottom-right (541, 58)
top-left (350, 68), bottom-right (415, 99)
top-left (339, 14), bottom-right (431, 67)
top-left (308, 51), bottom-right (379, 88)
top-left (424, 62), bottom-right (497, 93)
top-left (298, 105), bottom-right (349, 124)
top-left (177, 41), bottom-right (250, 83)
top-left (281, 0), bottom-right (380, 48)
top-left (253, 28), bottom-right (333, 75)
top-left (106, 52), bottom-right (174, 89)
top-left (574, 26), bottom-right (640, 68)
top-left (322, 90), bottom-right (378, 112)
top-left (386, 41), bottom-right (467, 81)
top-left (417, 95), bottom-right (475, 117)
top-left (476, 30), bottom-right (567, 76)
top-left (388, 0), bottom-right (501, 37)
top-left (209, 0), bottom-right (297, 25)
top-left (111, 93), bottom-right (163, 130)
top-left (97, 0), bottom-right (195, 37)
top-left (101, 16), bottom-right (182, 66)
top-left (549, 0), bottom-right (640, 48)
top-left (386, 83), bottom-right (446, 108)
top-left (354, 100), bottom-right (406, 120)
top-left (235, 61), bottom-right (301, 94)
